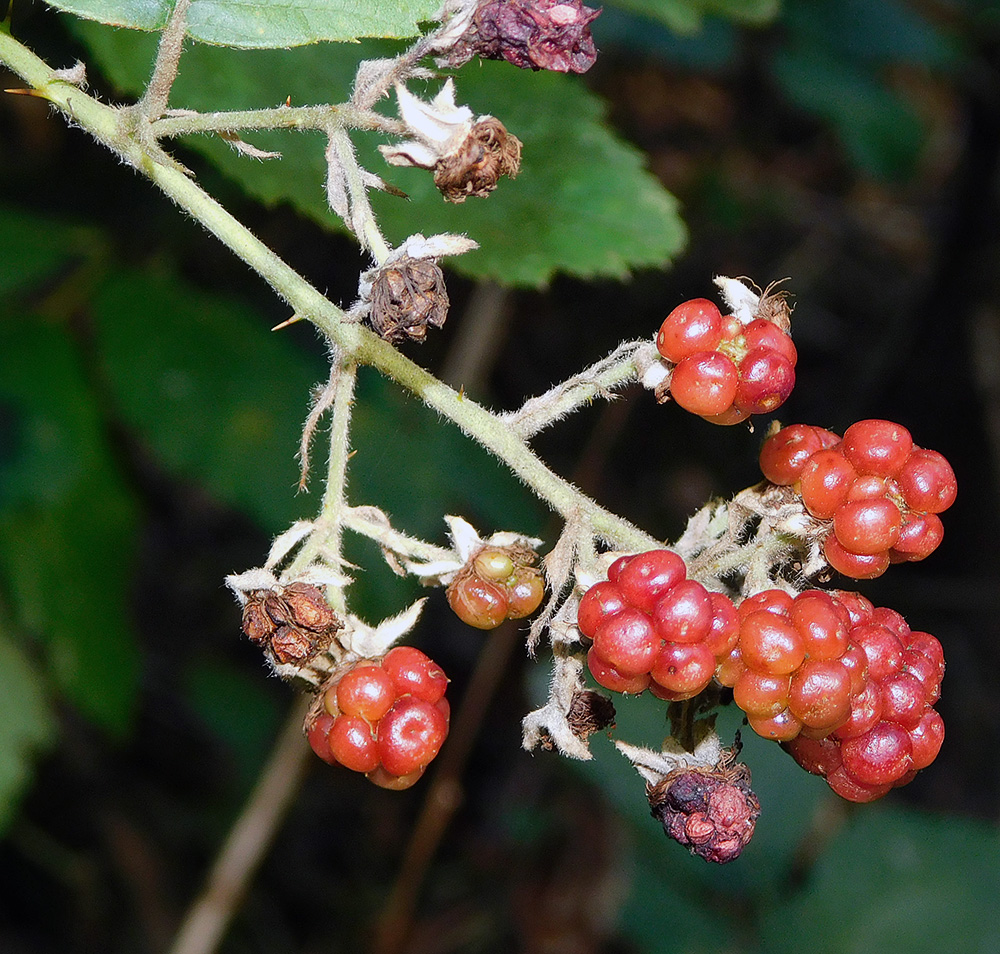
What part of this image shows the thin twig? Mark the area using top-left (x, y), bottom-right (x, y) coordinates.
top-left (165, 695), bottom-right (313, 954)
top-left (503, 340), bottom-right (647, 439)
top-left (150, 104), bottom-right (398, 139)
top-left (328, 126), bottom-right (390, 260)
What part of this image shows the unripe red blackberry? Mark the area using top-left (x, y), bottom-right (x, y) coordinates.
top-left (758, 421), bottom-right (956, 579)
top-left (579, 549), bottom-right (738, 702)
top-left (305, 649), bottom-right (451, 789)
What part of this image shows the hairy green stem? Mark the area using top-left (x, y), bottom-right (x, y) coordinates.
top-left (0, 32), bottom-right (659, 554)
top-left (328, 126), bottom-right (391, 261)
top-left (139, 0), bottom-right (192, 119)
top-left (504, 341), bottom-right (648, 439)
top-left (284, 360), bottom-right (358, 604)
top-left (151, 104), bottom-right (398, 139)
top-left (342, 509), bottom-right (455, 565)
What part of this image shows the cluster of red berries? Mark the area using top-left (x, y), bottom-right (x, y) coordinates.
top-left (577, 549), bottom-right (740, 700)
top-left (656, 297), bottom-right (796, 424)
top-left (307, 646), bottom-right (450, 790)
top-left (760, 420), bottom-right (957, 579)
top-left (447, 546), bottom-right (546, 629)
top-left (576, 548), bottom-right (946, 802)
top-left (716, 590), bottom-right (944, 799)
top-left (782, 592), bottom-right (944, 802)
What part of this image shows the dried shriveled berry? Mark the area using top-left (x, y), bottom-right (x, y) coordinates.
top-left (434, 118), bottom-right (522, 203)
top-left (241, 597), bottom-right (278, 643)
top-left (270, 625), bottom-right (317, 664)
top-left (239, 581), bottom-right (340, 675)
top-left (566, 689), bottom-right (616, 740)
top-left (283, 582), bottom-right (337, 631)
top-left (443, 0), bottom-right (601, 73)
top-left (647, 749), bottom-right (760, 864)
top-left (370, 256), bottom-right (450, 342)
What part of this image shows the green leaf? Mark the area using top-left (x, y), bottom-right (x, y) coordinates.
top-left (91, 267), bottom-right (325, 534)
top-left (48, 0), bottom-right (441, 47)
top-left (758, 806), bottom-right (1000, 954)
top-left (0, 628), bottom-right (55, 837)
top-left (0, 318), bottom-right (140, 734)
top-left (70, 23), bottom-right (686, 286)
top-left (608, 0), bottom-right (780, 34)
top-left (0, 206), bottom-right (106, 300)
top-left (370, 64), bottom-right (686, 285)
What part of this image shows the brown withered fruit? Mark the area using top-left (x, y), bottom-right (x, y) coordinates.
top-left (370, 256), bottom-right (450, 342)
top-left (434, 118), bottom-right (522, 203)
top-left (443, 0), bottom-right (601, 74)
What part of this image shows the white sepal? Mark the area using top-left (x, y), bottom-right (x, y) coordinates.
top-left (378, 80), bottom-right (475, 170)
top-left (615, 731), bottom-right (724, 786)
top-left (343, 598), bottom-right (427, 658)
top-left (713, 276), bottom-right (761, 326)
top-left (225, 567), bottom-right (280, 606)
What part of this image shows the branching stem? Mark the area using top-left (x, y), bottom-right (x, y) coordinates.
top-left (0, 32), bottom-right (660, 554)
top-left (284, 359), bottom-right (358, 608)
top-left (504, 340), bottom-right (649, 439)
top-left (151, 104), bottom-right (399, 139)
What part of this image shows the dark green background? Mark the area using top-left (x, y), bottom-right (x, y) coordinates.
top-left (1, 1), bottom-right (999, 952)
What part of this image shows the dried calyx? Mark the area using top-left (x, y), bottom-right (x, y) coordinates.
top-left (380, 80), bottom-right (521, 203)
top-left (357, 234), bottom-right (478, 342)
top-left (371, 256), bottom-right (448, 342)
top-left (240, 582), bottom-right (341, 668)
top-left (565, 689), bottom-right (616, 739)
top-left (436, 0), bottom-right (601, 74)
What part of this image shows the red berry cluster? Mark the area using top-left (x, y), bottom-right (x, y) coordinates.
top-left (447, 546), bottom-right (545, 629)
top-left (577, 549), bottom-right (739, 700)
top-left (717, 588), bottom-right (944, 802)
top-left (760, 420), bottom-right (957, 579)
top-left (307, 646), bottom-right (450, 790)
top-left (656, 298), bottom-right (796, 424)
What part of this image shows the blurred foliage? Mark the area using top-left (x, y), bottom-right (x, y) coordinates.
top-left (0, 625), bottom-right (54, 836)
top-left (0, 294), bottom-right (140, 736)
top-left (2, 0), bottom-right (1000, 952)
top-left (770, 0), bottom-right (959, 180)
